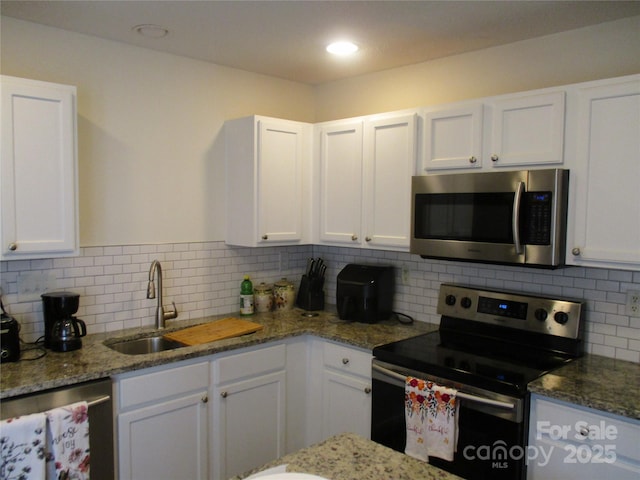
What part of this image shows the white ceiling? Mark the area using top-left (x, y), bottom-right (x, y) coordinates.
top-left (3, 0), bottom-right (640, 85)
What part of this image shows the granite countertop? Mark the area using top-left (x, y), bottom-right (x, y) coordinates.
top-left (528, 354), bottom-right (640, 420)
top-left (0, 308), bottom-right (435, 399)
top-left (3, 308), bottom-right (639, 422)
top-left (233, 432), bottom-right (462, 480)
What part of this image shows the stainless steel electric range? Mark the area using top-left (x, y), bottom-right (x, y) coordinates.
top-left (371, 283), bottom-right (584, 480)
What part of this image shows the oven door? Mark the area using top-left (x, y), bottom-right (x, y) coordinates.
top-left (372, 360), bottom-right (528, 480)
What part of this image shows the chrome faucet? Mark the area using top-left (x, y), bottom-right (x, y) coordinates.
top-left (146, 260), bottom-right (178, 329)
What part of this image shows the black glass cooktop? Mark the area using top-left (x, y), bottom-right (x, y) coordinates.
top-left (373, 330), bottom-right (576, 397)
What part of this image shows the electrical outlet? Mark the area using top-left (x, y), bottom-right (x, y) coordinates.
top-left (17, 271), bottom-right (56, 302)
top-left (626, 290), bottom-right (640, 317)
top-left (401, 267), bottom-right (410, 286)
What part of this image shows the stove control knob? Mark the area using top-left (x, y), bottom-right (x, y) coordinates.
top-left (534, 308), bottom-right (548, 322)
top-left (461, 297), bottom-right (472, 309)
top-left (554, 311), bottom-right (569, 325)
top-left (445, 294), bottom-right (456, 306)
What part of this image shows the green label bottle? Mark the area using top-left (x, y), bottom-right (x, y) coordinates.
top-left (240, 275), bottom-right (254, 316)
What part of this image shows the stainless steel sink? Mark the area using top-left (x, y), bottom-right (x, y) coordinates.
top-left (106, 335), bottom-right (186, 355)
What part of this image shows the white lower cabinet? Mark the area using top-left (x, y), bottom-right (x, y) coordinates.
top-left (307, 338), bottom-right (373, 444)
top-left (114, 337), bottom-right (371, 479)
top-left (528, 394), bottom-right (640, 480)
top-left (115, 361), bottom-right (210, 480)
top-left (211, 343), bottom-right (287, 480)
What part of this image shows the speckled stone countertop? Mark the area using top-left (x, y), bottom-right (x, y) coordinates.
top-left (528, 354), bottom-right (640, 420)
top-left (233, 432), bottom-right (462, 480)
top-left (0, 308), bottom-right (435, 399)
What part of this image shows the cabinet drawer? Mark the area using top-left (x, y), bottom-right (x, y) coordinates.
top-left (323, 341), bottom-right (371, 378)
top-left (532, 397), bottom-right (640, 462)
top-left (118, 361), bottom-right (209, 410)
top-left (215, 343), bottom-right (286, 384)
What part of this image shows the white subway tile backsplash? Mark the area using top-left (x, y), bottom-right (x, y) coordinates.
top-left (1, 241), bottom-right (639, 362)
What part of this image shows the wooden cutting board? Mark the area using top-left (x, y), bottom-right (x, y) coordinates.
top-left (163, 317), bottom-right (264, 346)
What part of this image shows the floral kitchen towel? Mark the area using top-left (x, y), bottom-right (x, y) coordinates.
top-left (45, 402), bottom-right (90, 480)
top-left (405, 377), bottom-right (458, 462)
top-left (0, 412), bottom-right (47, 480)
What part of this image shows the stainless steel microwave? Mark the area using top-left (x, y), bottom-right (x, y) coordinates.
top-left (411, 169), bottom-right (569, 268)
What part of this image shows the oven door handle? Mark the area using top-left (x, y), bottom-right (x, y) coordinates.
top-left (372, 363), bottom-right (516, 410)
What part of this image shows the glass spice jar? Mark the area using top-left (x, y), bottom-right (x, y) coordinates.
top-left (273, 278), bottom-right (295, 310)
top-left (254, 282), bottom-right (274, 313)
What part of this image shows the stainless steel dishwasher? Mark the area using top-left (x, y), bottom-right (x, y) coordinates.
top-left (0, 378), bottom-right (114, 480)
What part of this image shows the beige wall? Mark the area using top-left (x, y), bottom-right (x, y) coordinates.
top-left (314, 15), bottom-right (640, 120)
top-left (2, 15), bottom-right (639, 246)
top-left (0, 17), bottom-right (315, 246)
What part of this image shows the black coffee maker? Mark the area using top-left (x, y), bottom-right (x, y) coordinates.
top-left (41, 292), bottom-right (87, 352)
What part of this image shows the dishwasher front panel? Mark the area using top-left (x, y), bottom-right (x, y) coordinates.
top-left (0, 378), bottom-right (114, 480)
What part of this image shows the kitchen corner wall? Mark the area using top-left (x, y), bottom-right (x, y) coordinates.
top-left (2, 242), bottom-right (639, 363)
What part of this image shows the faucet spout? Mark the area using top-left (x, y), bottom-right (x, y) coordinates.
top-left (147, 260), bottom-right (178, 329)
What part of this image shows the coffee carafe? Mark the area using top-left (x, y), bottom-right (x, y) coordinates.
top-left (41, 292), bottom-right (87, 352)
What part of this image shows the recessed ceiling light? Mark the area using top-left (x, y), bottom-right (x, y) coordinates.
top-left (326, 41), bottom-right (359, 56)
top-left (133, 24), bottom-right (170, 39)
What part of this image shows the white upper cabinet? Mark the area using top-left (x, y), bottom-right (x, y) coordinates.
top-left (318, 120), bottom-right (364, 245)
top-left (0, 75), bottom-right (78, 260)
top-left (422, 90), bottom-right (565, 172)
top-left (565, 75), bottom-right (640, 270)
top-left (489, 91), bottom-right (565, 167)
top-left (317, 112), bottom-right (417, 251)
top-left (363, 113), bottom-right (417, 249)
top-left (423, 103), bottom-right (484, 170)
top-left (225, 115), bottom-right (311, 247)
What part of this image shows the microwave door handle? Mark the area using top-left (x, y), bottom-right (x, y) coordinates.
top-left (512, 181), bottom-right (525, 255)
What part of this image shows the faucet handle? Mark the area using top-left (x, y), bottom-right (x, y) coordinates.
top-left (163, 301), bottom-right (178, 321)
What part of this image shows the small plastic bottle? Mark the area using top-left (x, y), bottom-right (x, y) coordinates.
top-left (240, 275), bottom-right (254, 316)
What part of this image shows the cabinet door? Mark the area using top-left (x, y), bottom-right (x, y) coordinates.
top-left (0, 76), bottom-right (78, 259)
top-left (213, 371), bottom-right (286, 480)
top-left (118, 391), bottom-right (209, 480)
top-left (363, 113), bottom-right (417, 250)
top-left (423, 103), bottom-right (483, 171)
top-left (257, 119), bottom-right (304, 243)
top-left (318, 121), bottom-right (363, 245)
top-left (528, 395), bottom-right (640, 480)
top-left (489, 91), bottom-right (565, 167)
top-left (321, 370), bottom-right (372, 440)
top-left (567, 78), bottom-right (640, 269)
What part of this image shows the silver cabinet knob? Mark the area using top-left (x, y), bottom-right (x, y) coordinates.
top-left (577, 426), bottom-right (590, 437)
top-left (220, 391), bottom-right (228, 398)
top-left (364, 387), bottom-right (372, 394)
top-left (572, 247), bottom-right (581, 256)
top-left (201, 395), bottom-right (209, 403)
top-left (8, 243), bottom-right (17, 251)
top-left (491, 154), bottom-right (499, 162)
top-left (342, 358), bottom-right (350, 365)
top-left (469, 156), bottom-right (477, 164)
top-left (351, 234), bottom-right (358, 241)
top-left (262, 235), bottom-right (268, 240)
